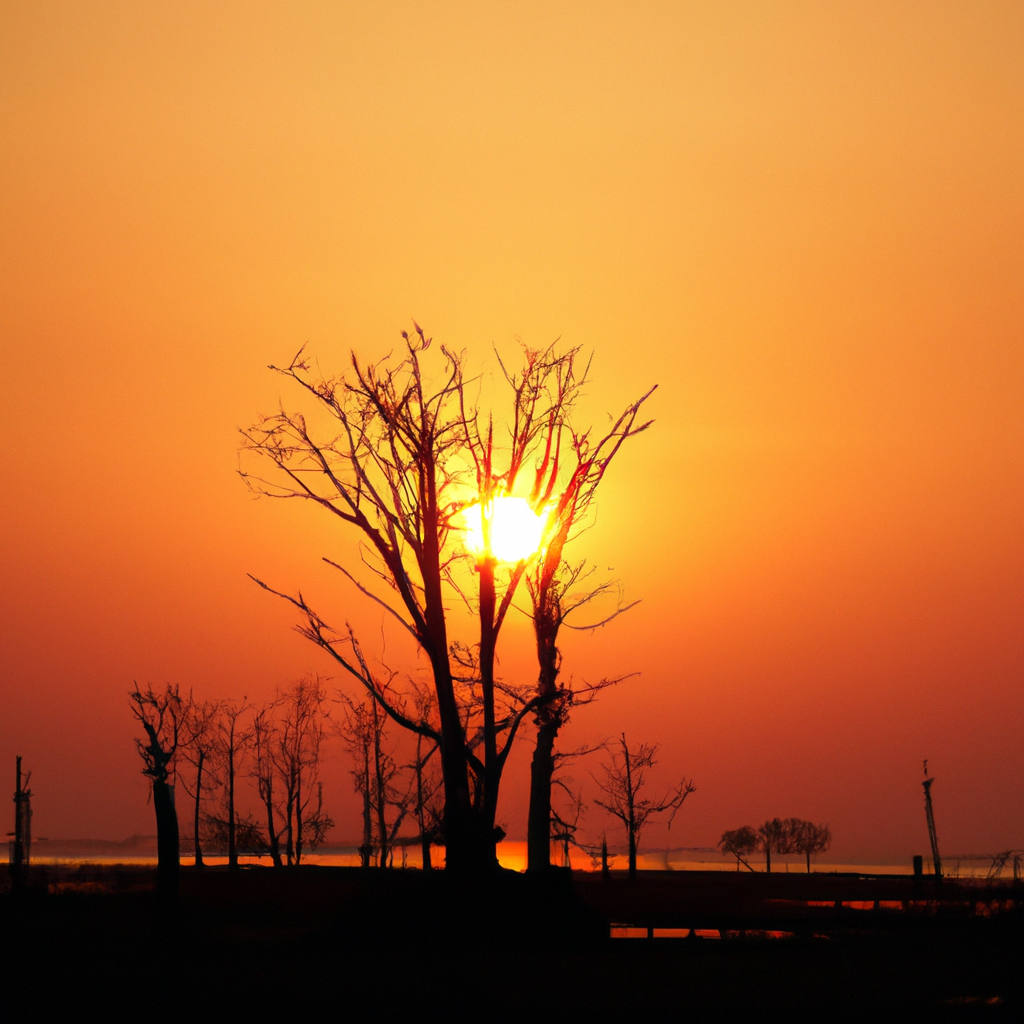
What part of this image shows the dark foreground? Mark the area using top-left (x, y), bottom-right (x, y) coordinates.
top-left (1, 865), bottom-right (1020, 1021)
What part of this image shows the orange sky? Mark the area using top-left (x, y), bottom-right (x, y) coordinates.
top-left (1, 1), bottom-right (1021, 861)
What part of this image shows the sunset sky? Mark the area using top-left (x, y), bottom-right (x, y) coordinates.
top-left (1, 1), bottom-right (1021, 862)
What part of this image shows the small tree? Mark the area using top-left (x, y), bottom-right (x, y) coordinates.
top-left (593, 734), bottom-right (695, 879)
top-left (719, 826), bottom-right (758, 871)
top-left (273, 676), bottom-right (332, 865)
top-left (756, 818), bottom-right (794, 873)
top-left (789, 819), bottom-right (832, 873)
top-left (178, 694), bottom-right (222, 868)
top-left (214, 699), bottom-right (253, 870)
top-left (249, 703), bottom-right (284, 867)
top-left (130, 683), bottom-right (182, 897)
top-left (338, 690), bottom-right (412, 868)
top-left (409, 690), bottom-right (443, 870)
top-left (202, 812), bottom-right (268, 858)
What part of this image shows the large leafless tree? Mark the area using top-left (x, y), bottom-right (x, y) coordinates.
top-left (242, 328), bottom-right (653, 872)
top-left (242, 331), bottom-right (569, 870)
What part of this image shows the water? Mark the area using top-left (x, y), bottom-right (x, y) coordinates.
top-left (27, 841), bottom-right (1011, 877)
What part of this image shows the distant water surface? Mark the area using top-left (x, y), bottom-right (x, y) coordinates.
top-left (27, 841), bottom-right (1009, 877)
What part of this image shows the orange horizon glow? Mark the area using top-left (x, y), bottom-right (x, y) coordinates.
top-left (0, 1), bottom-right (1020, 862)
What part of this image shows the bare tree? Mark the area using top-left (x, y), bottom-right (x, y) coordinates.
top-left (249, 703), bottom-right (284, 867)
top-left (178, 694), bottom-right (222, 868)
top-left (719, 826), bottom-right (758, 871)
top-left (756, 818), bottom-right (794, 874)
top-left (550, 775), bottom-right (586, 868)
top-left (593, 734), bottom-right (696, 879)
top-left (406, 685), bottom-right (443, 870)
top-left (241, 330), bottom-right (583, 871)
top-left (511, 344), bottom-right (654, 873)
top-left (272, 677), bottom-right (332, 865)
top-left (788, 819), bottom-right (832, 873)
top-left (130, 683), bottom-right (182, 897)
top-left (337, 696), bottom-right (374, 868)
top-left (213, 700), bottom-right (253, 870)
top-left (337, 690), bottom-right (413, 868)
top-left (202, 812), bottom-right (267, 858)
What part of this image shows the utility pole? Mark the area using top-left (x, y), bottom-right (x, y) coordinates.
top-left (12, 756), bottom-right (32, 885)
top-left (922, 759), bottom-right (942, 880)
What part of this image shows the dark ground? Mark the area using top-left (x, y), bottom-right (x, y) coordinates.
top-left (0, 865), bottom-right (1019, 1022)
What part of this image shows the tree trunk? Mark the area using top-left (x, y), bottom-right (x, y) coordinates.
top-left (373, 712), bottom-right (388, 869)
top-left (413, 736), bottom-right (432, 871)
top-left (262, 788), bottom-right (282, 868)
top-left (765, 846), bottom-right (772, 874)
top-left (193, 750), bottom-right (205, 868)
top-left (295, 772), bottom-right (303, 866)
top-left (478, 558), bottom-right (502, 871)
top-left (527, 715), bottom-right (558, 872)
top-left (628, 828), bottom-right (637, 880)
top-left (360, 742), bottom-right (373, 869)
top-left (153, 779), bottom-right (179, 899)
top-left (806, 850), bottom-right (811, 873)
top-left (227, 743), bottom-right (237, 869)
top-left (526, 587), bottom-right (561, 874)
top-left (419, 501), bottom-right (492, 874)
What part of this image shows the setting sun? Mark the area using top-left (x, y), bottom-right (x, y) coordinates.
top-left (462, 496), bottom-right (549, 564)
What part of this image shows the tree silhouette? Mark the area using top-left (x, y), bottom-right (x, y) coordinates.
top-left (338, 689), bottom-right (413, 868)
top-left (520, 344), bottom-right (654, 872)
top-left (241, 329), bottom-right (616, 871)
top-left (249, 702), bottom-right (284, 867)
top-left (788, 818), bottom-right (832, 873)
top-left (719, 826), bottom-right (758, 871)
top-left (593, 733), bottom-right (695, 879)
top-left (215, 699), bottom-right (253, 870)
top-left (130, 683), bottom-right (181, 898)
top-left (272, 677), bottom-right (332, 865)
top-left (178, 693), bottom-right (222, 868)
top-left (756, 818), bottom-right (794, 873)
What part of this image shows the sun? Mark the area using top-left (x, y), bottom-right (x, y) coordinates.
top-left (462, 496), bottom-right (549, 564)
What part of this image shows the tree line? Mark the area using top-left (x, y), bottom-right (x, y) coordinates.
top-left (719, 818), bottom-right (832, 872)
top-left (130, 678), bottom-right (334, 880)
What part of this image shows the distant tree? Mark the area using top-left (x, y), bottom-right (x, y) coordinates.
top-left (214, 699), bottom-right (253, 870)
top-left (756, 818), bottom-right (795, 873)
top-left (719, 826), bottom-right (758, 871)
top-left (338, 689), bottom-right (414, 868)
top-left (550, 775), bottom-right (586, 869)
top-left (178, 693), bottom-right (222, 868)
top-left (788, 819), bottom-right (832, 873)
top-left (408, 690), bottom-right (443, 870)
top-left (593, 734), bottom-right (696, 879)
top-left (130, 683), bottom-right (182, 898)
top-left (273, 677), bottom-right (333, 865)
top-left (202, 812), bottom-right (267, 858)
top-left (249, 703), bottom-right (284, 867)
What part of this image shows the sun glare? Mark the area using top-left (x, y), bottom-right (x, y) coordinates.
top-left (462, 496), bottom-right (549, 564)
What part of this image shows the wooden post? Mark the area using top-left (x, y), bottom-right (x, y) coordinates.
top-left (922, 762), bottom-right (942, 880)
top-left (12, 755), bottom-right (24, 884)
